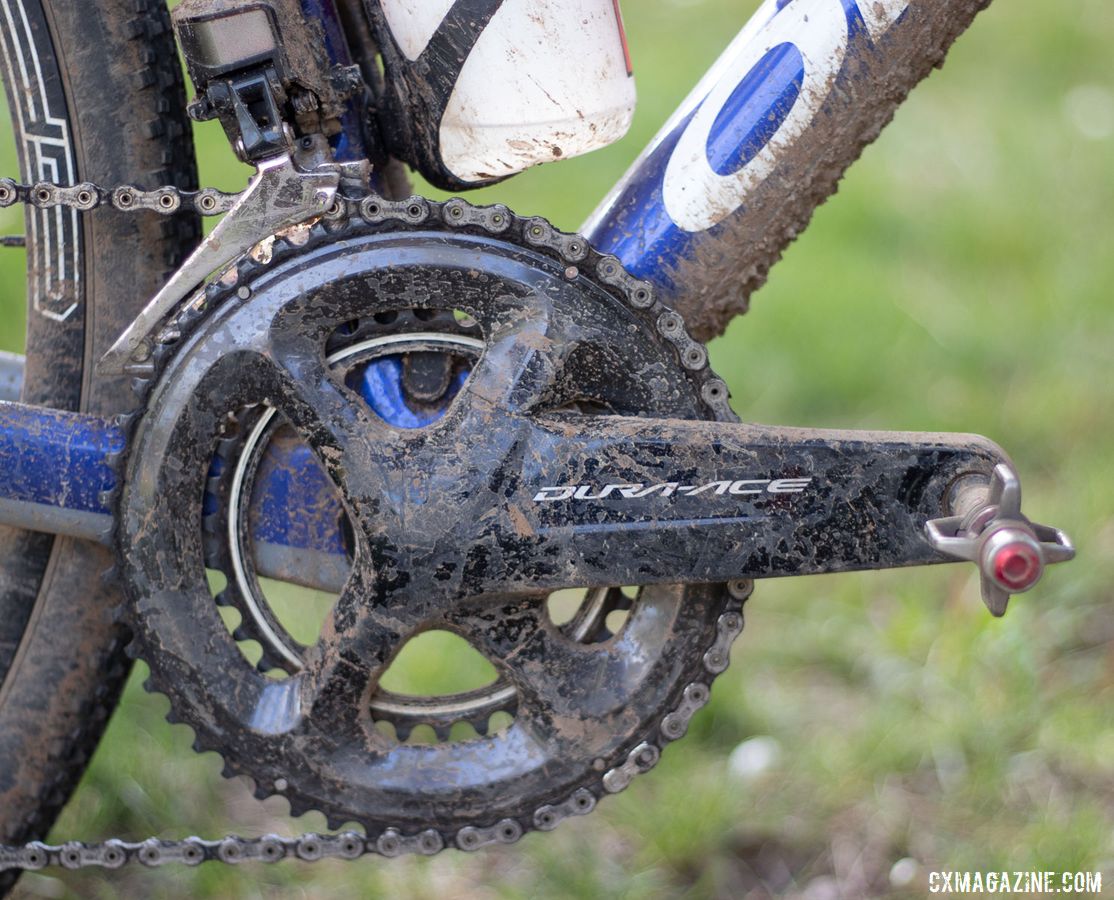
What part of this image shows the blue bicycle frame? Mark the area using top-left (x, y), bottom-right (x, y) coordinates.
top-left (0, 0), bottom-right (916, 584)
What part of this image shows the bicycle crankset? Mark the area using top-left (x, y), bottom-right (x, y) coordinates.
top-left (118, 195), bottom-right (748, 848)
top-left (112, 192), bottom-right (1072, 853)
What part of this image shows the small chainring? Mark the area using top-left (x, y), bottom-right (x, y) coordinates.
top-left (202, 326), bottom-right (645, 742)
top-left (117, 194), bottom-right (745, 850)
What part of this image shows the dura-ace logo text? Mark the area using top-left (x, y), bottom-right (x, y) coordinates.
top-left (533, 477), bottom-right (813, 502)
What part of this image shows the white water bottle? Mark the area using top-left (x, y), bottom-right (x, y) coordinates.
top-left (368, 0), bottom-right (636, 190)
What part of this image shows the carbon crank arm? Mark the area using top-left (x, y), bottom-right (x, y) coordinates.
top-left (0, 397), bottom-right (1072, 614)
top-left (334, 413), bottom-right (1073, 615)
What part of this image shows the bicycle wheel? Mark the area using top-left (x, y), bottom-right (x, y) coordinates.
top-left (0, 0), bottom-right (197, 889)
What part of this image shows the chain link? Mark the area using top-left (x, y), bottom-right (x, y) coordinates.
top-left (0, 179), bottom-right (748, 874)
top-left (0, 177), bottom-right (240, 216)
top-left (0, 602), bottom-right (747, 874)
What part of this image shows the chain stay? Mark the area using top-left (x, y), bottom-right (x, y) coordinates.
top-left (0, 177), bottom-right (239, 216)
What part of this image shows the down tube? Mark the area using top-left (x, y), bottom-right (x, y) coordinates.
top-left (582, 0), bottom-right (975, 339)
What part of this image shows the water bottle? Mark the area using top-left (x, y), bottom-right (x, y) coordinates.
top-left (367, 0), bottom-right (636, 190)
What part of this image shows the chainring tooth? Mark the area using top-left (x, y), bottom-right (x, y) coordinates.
top-left (113, 191), bottom-right (749, 854)
top-left (200, 403), bottom-right (306, 678)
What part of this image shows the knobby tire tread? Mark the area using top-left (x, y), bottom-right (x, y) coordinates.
top-left (0, 1), bottom-right (198, 894)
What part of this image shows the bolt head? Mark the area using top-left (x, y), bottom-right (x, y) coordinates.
top-left (981, 528), bottom-right (1044, 593)
top-left (992, 542), bottom-right (1043, 591)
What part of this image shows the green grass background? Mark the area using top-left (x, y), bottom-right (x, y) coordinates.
top-left (4, 0), bottom-right (1114, 896)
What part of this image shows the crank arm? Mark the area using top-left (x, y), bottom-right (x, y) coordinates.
top-left (441, 417), bottom-right (1016, 595)
top-left (241, 413), bottom-right (1071, 604)
top-left (0, 397), bottom-right (1073, 608)
top-left (97, 153), bottom-right (339, 377)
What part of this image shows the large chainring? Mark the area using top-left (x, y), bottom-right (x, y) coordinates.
top-left (117, 194), bottom-right (746, 851)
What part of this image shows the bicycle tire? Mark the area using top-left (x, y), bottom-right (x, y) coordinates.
top-left (0, 0), bottom-right (198, 892)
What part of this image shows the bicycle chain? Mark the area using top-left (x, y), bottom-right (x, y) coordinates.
top-left (0, 178), bottom-right (751, 874)
top-left (0, 177), bottom-right (239, 215)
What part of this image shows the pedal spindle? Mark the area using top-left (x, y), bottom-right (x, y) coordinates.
top-left (925, 464), bottom-right (1074, 616)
